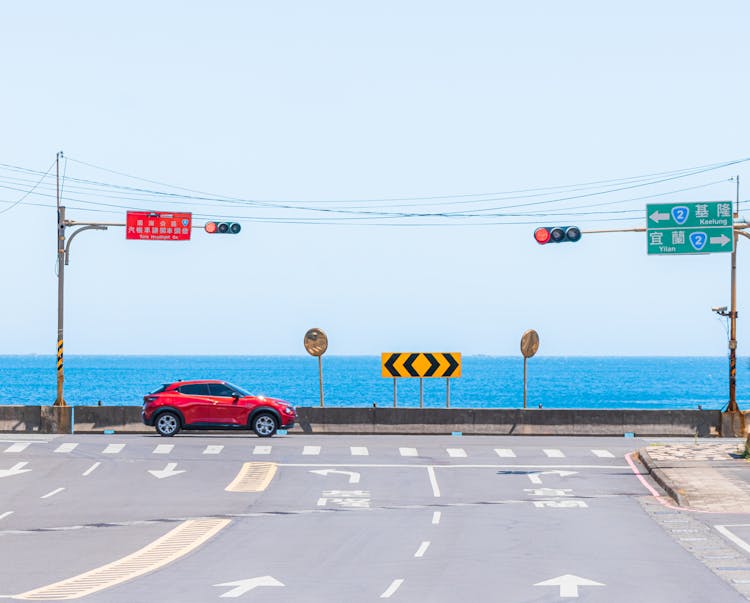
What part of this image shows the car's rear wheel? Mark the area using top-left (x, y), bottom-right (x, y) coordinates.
top-left (155, 412), bottom-right (180, 437)
top-left (252, 412), bottom-right (277, 438)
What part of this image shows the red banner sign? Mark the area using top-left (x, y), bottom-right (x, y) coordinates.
top-left (126, 211), bottom-right (192, 241)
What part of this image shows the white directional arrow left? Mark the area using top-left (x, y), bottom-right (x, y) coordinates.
top-left (215, 576), bottom-right (284, 598)
top-left (710, 234), bottom-right (732, 246)
top-left (310, 469), bottom-right (361, 484)
top-left (148, 462), bottom-right (186, 479)
top-left (535, 574), bottom-right (604, 598)
top-left (527, 470), bottom-right (578, 485)
top-left (0, 462), bottom-right (31, 479)
top-left (649, 210), bottom-right (670, 223)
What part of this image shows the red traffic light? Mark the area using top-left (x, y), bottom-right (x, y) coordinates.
top-left (534, 227), bottom-right (552, 244)
top-left (205, 221), bottom-right (241, 234)
top-left (533, 226), bottom-right (581, 245)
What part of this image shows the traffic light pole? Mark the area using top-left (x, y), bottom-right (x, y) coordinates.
top-left (53, 209), bottom-right (213, 407)
top-left (582, 216), bottom-right (750, 418)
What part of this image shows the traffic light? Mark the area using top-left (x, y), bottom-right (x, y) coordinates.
top-left (534, 226), bottom-right (581, 245)
top-left (205, 221), bottom-right (241, 234)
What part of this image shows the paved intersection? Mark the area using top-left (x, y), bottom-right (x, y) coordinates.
top-left (0, 434), bottom-right (749, 601)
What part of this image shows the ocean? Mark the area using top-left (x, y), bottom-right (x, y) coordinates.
top-left (0, 355), bottom-right (745, 410)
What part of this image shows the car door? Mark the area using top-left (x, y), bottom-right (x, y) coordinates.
top-left (207, 382), bottom-right (243, 425)
top-left (176, 383), bottom-right (213, 424)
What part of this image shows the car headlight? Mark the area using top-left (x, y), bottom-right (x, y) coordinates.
top-left (283, 406), bottom-right (295, 415)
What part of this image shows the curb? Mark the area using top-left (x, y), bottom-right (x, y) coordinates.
top-left (637, 449), bottom-right (688, 507)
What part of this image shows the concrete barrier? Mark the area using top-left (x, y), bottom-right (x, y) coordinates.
top-left (0, 405), bottom-right (726, 437)
top-left (296, 408), bottom-right (722, 437)
top-left (0, 406), bottom-right (42, 432)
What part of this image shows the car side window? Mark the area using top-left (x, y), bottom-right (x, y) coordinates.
top-left (208, 383), bottom-right (236, 397)
top-left (177, 384), bottom-right (210, 395)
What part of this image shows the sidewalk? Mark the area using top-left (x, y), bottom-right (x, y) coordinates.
top-left (639, 438), bottom-right (750, 513)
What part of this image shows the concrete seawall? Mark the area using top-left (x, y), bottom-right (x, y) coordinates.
top-left (0, 405), bottom-right (738, 437)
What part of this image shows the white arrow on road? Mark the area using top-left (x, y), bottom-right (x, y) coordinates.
top-left (710, 234), bottom-right (731, 246)
top-left (527, 470), bottom-right (578, 485)
top-left (310, 469), bottom-right (360, 484)
top-left (215, 576), bottom-right (284, 598)
top-left (535, 574), bottom-right (604, 598)
top-left (0, 462), bottom-right (31, 479)
top-left (148, 462), bottom-right (186, 479)
top-left (649, 210), bottom-right (670, 223)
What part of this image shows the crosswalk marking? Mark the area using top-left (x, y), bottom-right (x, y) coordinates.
top-left (591, 449), bottom-right (614, 458)
top-left (5, 441), bottom-right (623, 461)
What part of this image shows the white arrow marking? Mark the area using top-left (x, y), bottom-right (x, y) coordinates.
top-left (535, 574), bottom-right (604, 598)
top-left (215, 576), bottom-right (284, 598)
top-left (0, 462), bottom-right (31, 479)
top-left (710, 234), bottom-right (731, 246)
top-left (148, 462), bottom-right (186, 479)
top-left (649, 210), bottom-right (670, 223)
top-left (527, 470), bottom-right (578, 484)
top-left (310, 469), bottom-right (360, 484)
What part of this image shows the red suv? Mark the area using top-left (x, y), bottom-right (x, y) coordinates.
top-left (142, 380), bottom-right (296, 437)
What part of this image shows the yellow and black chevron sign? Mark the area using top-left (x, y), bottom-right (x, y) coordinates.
top-left (381, 353), bottom-right (461, 378)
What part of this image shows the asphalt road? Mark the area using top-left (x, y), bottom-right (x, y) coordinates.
top-left (0, 433), bottom-right (748, 602)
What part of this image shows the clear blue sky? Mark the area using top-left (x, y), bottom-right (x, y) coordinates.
top-left (1, 1), bottom-right (749, 356)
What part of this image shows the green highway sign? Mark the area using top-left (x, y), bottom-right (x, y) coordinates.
top-left (646, 201), bottom-right (735, 255)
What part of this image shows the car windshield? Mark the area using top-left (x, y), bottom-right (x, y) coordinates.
top-left (226, 382), bottom-right (252, 397)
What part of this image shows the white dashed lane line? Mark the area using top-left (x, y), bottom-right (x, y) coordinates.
top-left (153, 444), bottom-right (174, 455)
top-left (82, 462), bottom-right (101, 476)
top-left (427, 467), bottom-right (441, 497)
top-left (4, 443), bottom-right (30, 453)
top-left (350, 447), bottom-right (369, 456)
top-left (414, 541), bottom-right (430, 558)
top-left (495, 448), bottom-right (516, 457)
top-left (54, 443), bottom-right (78, 453)
top-left (432, 512), bottom-right (441, 525)
top-left (380, 579), bottom-right (404, 599)
top-left (202, 445), bottom-right (223, 455)
top-left (40, 487), bottom-right (65, 499)
top-left (399, 447), bottom-right (418, 457)
top-left (253, 446), bottom-right (272, 455)
top-left (447, 448), bottom-right (467, 458)
top-left (302, 446), bottom-right (321, 455)
top-left (102, 444), bottom-right (125, 454)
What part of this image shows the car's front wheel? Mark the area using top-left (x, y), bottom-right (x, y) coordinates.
top-left (252, 412), bottom-right (277, 438)
top-left (155, 412), bottom-right (181, 437)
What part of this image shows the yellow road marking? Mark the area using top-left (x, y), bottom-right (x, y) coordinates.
top-left (15, 518), bottom-right (229, 600)
top-left (225, 462), bottom-right (277, 492)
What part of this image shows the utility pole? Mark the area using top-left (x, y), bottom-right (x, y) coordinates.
top-left (726, 175), bottom-right (740, 412)
top-left (55, 152), bottom-right (66, 406)
top-left (54, 152), bottom-right (109, 407)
